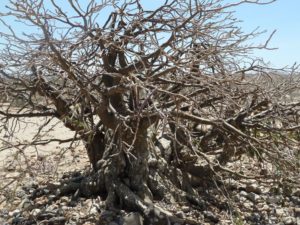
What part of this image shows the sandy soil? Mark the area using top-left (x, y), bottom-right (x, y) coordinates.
top-left (0, 108), bottom-right (89, 205)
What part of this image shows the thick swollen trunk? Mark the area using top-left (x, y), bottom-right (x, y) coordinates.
top-left (126, 127), bottom-right (153, 203)
top-left (84, 130), bottom-right (106, 169)
top-left (82, 125), bottom-right (152, 209)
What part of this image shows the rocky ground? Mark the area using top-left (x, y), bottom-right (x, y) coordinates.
top-left (0, 116), bottom-right (299, 225)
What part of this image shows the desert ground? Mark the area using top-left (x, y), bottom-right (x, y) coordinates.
top-left (0, 106), bottom-right (299, 225)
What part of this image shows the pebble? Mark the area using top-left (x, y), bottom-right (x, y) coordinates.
top-left (8, 209), bottom-right (20, 217)
top-left (240, 191), bottom-right (248, 198)
top-left (295, 207), bottom-right (300, 217)
top-left (181, 206), bottom-right (190, 213)
top-left (60, 196), bottom-right (70, 203)
top-left (18, 198), bottom-right (33, 210)
top-left (247, 192), bottom-right (260, 202)
top-left (48, 216), bottom-right (66, 224)
top-left (203, 211), bottom-right (219, 223)
top-left (5, 172), bottom-right (20, 178)
top-left (175, 211), bottom-right (185, 218)
top-left (108, 222), bottom-right (119, 225)
top-left (260, 204), bottom-right (270, 211)
top-left (283, 216), bottom-right (295, 225)
top-left (31, 208), bottom-right (41, 217)
top-left (122, 212), bottom-right (143, 225)
top-left (275, 208), bottom-right (285, 217)
top-left (90, 206), bottom-right (100, 215)
top-left (292, 189), bottom-right (300, 197)
top-left (267, 196), bottom-right (282, 204)
top-left (246, 183), bottom-right (262, 194)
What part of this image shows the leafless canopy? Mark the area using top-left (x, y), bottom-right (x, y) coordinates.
top-left (0, 0), bottom-right (299, 218)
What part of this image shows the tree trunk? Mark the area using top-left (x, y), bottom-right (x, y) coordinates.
top-left (84, 130), bottom-right (106, 169)
top-left (126, 127), bottom-right (153, 203)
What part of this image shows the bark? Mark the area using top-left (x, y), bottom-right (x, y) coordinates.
top-left (83, 130), bottom-right (106, 169)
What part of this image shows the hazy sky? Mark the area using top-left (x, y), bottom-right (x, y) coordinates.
top-left (0, 0), bottom-right (299, 68)
top-left (232, 0), bottom-right (300, 68)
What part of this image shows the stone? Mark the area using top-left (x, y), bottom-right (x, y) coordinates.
top-left (295, 207), bottom-right (300, 217)
top-left (247, 192), bottom-right (260, 202)
top-left (48, 216), bottom-right (66, 224)
top-left (175, 211), bottom-right (185, 218)
top-left (34, 196), bottom-right (48, 206)
top-left (5, 172), bottom-right (20, 178)
top-left (122, 212), bottom-right (143, 225)
top-left (18, 198), bottom-right (33, 210)
top-left (283, 217), bottom-right (295, 225)
top-left (260, 204), bottom-right (270, 212)
top-left (12, 217), bottom-right (25, 224)
top-left (246, 184), bottom-right (262, 194)
top-left (90, 206), bottom-right (100, 215)
top-left (240, 191), bottom-right (248, 198)
top-left (15, 189), bottom-right (26, 198)
top-left (60, 196), bottom-right (70, 203)
top-left (108, 222), bottom-right (119, 225)
top-left (292, 189), bottom-right (300, 197)
top-left (43, 189), bottom-right (50, 194)
top-left (275, 208), bottom-right (285, 217)
top-left (290, 196), bottom-right (300, 205)
top-left (100, 210), bottom-right (115, 222)
top-left (181, 206), bottom-right (190, 213)
top-left (203, 211), bottom-right (219, 223)
top-left (243, 202), bottom-right (253, 210)
top-left (8, 209), bottom-right (20, 217)
top-left (31, 208), bottom-right (41, 217)
top-left (267, 196), bottom-right (282, 204)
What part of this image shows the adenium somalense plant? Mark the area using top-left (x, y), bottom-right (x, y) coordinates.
top-left (0, 0), bottom-right (299, 221)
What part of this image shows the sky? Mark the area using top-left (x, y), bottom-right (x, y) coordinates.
top-left (0, 0), bottom-right (299, 68)
top-left (232, 0), bottom-right (300, 68)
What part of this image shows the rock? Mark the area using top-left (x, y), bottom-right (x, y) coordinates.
top-left (240, 191), bottom-right (248, 198)
top-left (267, 196), bottom-right (282, 204)
top-left (15, 189), bottom-right (26, 198)
top-left (90, 206), bottom-right (100, 215)
top-left (18, 198), bottom-right (33, 210)
top-left (31, 208), bottom-right (41, 217)
top-left (5, 172), bottom-right (20, 178)
top-left (181, 206), bottom-right (190, 213)
top-left (247, 192), bottom-right (260, 202)
top-left (122, 212), bottom-right (143, 225)
top-left (34, 196), bottom-right (48, 206)
top-left (175, 211), bottom-right (185, 218)
top-left (5, 161), bottom-right (17, 171)
top-left (292, 189), bottom-right (300, 197)
top-left (246, 184), bottom-right (262, 194)
top-left (12, 217), bottom-right (25, 224)
top-left (243, 202), bottom-right (253, 209)
top-left (247, 212), bottom-right (261, 223)
top-left (290, 196), bottom-right (300, 206)
top-left (8, 209), bottom-right (20, 217)
top-left (45, 204), bottom-right (59, 212)
top-left (100, 210), bottom-right (115, 222)
top-left (48, 181), bottom-right (61, 188)
top-left (48, 194), bottom-right (56, 201)
top-left (48, 216), bottom-right (66, 224)
top-left (260, 204), bottom-right (270, 212)
top-left (108, 222), bottom-right (119, 225)
top-left (283, 217), bottom-right (295, 225)
top-left (203, 211), bottom-right (219, 223)
top-left (295, 207), bottom-right (300, 217)
top-left (60, 196), bottom-right (70, 203)
top-left (25, 180), bottom-right (39, 189)
top-left (275, 208), bottom-right (285, 217)
top-left (84, 199), bottom-right (93, 207)
top-left (71, 212), bottom-right (80, 220)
